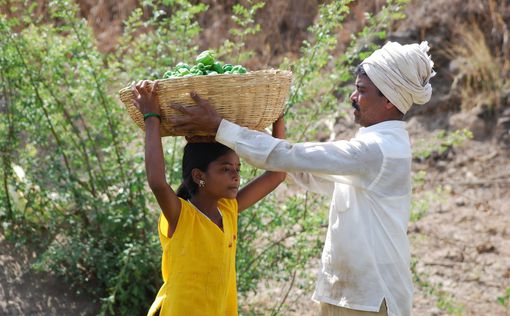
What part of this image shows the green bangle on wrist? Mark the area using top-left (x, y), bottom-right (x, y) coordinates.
top-left (143, 112), bottom-right (161, 122)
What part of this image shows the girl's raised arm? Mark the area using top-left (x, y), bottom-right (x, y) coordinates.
top-left (236, 116), bottom-right (286, 212)
top-left (133, 81), bottom-right (181, 237)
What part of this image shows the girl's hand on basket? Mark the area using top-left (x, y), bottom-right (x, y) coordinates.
top-left (272, 115), bottom-right (285, 139)
top-left (169, 91), bottom-right (222, 134)
top-left (132, 80), bottom-right (159, 115)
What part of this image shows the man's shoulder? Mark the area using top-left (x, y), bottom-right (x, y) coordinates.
top-left (355, 129), bottom-right (411, 158)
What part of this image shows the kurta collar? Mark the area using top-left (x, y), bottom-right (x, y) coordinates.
top-left (356, 120), bottom-right (406, 136)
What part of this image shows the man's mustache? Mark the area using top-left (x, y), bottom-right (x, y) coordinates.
top-left (351, 101), bottom-right (360, 111)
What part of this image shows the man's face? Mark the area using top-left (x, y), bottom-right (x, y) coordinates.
top-left (349, 74), bottom-right (389, 127)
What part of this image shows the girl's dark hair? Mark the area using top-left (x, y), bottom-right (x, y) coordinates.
top-left (176, 142), bottom-right (233, 200)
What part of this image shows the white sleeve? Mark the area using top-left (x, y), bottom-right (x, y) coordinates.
top-left (288, 172), bottom-right (335, 196)
top-left (216, 119), bottom-right (382, 179)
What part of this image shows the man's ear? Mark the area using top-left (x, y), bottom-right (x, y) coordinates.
top-left (384, 99), bottom-right (395, 110)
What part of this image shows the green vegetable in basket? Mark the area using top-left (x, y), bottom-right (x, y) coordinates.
top-left (162, 51), bottom-right (249, 79)
top-left (196, 50), bottom-right (215, 66)
top-left (222, 64), bottom-right (233, 72)
top-left (175, 62), bottom-right (191, 70)
top-left (212, 61), bottom-right (224, 74)
top-left (190, 66), bottom-right (201, 75)
top-left (177, 68), bottom-right (191, 76)
top-left (163, 71), bottom-right (177, 79)
top-left (232, 65), bottom-right (247, 74)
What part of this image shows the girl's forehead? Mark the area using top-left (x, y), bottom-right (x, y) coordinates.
top-left (213, 151), bottom-right (240, 164)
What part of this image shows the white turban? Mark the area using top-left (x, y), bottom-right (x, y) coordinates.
top-left (361, 41), bottom-right (436, 114)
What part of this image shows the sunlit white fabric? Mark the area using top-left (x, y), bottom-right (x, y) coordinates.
top-left (361, 41), bottom-right (435, 114)
top-left (216, 119), bottom-right (413, 316)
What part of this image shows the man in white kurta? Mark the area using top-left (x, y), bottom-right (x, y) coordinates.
top-left (169, 41), bottom-right (435, 316)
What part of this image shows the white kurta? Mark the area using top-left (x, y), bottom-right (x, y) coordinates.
top-left (216, 119), bottom-right (413, 316)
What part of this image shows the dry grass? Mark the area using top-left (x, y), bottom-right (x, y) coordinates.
top-left (443, 22), bottom-right (506, 111)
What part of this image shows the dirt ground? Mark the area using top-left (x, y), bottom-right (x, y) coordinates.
top-left (0, 234), bottom-right (99, 315)
top-left (406, 117), bottom-right (510, 316)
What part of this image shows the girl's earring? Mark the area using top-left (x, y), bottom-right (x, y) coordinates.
top-left (199, 180), bottom-right (205, 188)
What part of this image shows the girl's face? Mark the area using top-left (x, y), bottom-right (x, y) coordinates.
top-left (202, 150), bottom-right (241, 199)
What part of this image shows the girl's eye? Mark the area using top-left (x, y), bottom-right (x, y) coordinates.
top-left (221, 166), bottom-right (240, 173)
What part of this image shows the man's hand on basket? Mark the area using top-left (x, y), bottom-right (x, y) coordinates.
top-left (169, 91), bottom-right (222, 135)
top-left (132, 80), bottom-right (159, 115)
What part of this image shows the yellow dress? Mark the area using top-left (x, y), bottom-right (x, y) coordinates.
top-left (147, 198), bottom-right (238, 316)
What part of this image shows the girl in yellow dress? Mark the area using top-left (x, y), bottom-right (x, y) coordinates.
top-left (132, 80), bottom-right (286, 316)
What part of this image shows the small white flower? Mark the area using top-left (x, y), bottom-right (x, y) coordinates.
top-left (13, 164), bottom-right (26, 181)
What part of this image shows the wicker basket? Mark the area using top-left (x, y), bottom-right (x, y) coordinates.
top-left (118, 69), bottom-right (292, 136)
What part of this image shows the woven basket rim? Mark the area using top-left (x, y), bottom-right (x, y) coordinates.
top-left (118, 69), bottom-right (292, 94)
top-left (118, 69), bottom-right (293, 137)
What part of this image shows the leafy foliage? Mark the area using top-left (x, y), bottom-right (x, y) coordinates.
top-left (1, 1), bottom-right (162, 314)
top-left (412, 128), bottom-right (473, 161)
top-left (498, 287), bottom-right (510, 307)
top-left (218, 0), bottom-right (265, 64)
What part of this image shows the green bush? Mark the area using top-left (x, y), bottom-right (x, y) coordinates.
top-left (1, 1), bottom-right (161, 314)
